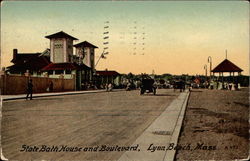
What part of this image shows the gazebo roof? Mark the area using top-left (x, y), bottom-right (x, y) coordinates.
top-left (211, 59), bottom-right (243, 73)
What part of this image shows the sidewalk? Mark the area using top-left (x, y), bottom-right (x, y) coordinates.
top-left (1, 89), bottom-right (124, 101)
top-left (118, 91), bottom-right (190, 161)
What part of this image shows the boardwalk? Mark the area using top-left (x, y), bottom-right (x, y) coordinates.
top-left (1, 89), bottom-right (179, 160)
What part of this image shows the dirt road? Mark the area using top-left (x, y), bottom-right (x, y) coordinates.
top-left (2, 89), bottom-right (179, 160)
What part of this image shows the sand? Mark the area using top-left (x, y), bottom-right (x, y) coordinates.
top-left (175, 88), bottom-right (249, 161)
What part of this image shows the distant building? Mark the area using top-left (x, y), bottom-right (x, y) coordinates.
top-left (7, 30), bottom-right (99, 90)
top-left (73, 41), bottom-right (98, 82)
top-left (211, 59), bottom-right (243, 75)
top-left (41, 62), bottom-right (91, 80)
top-left (74, 41), bottom-right (98, 70)
top-left (7, 49), bottom-right (51, 76)
top-left (42, 31), bottom-right (79, 78)
top-left (211, 58), bottom-right (243, 87)
top-left (45, 31), bottom-right (77, 63)
top-left (41, 31), bottom-right (98, 90)
top-left (95, 70), bottom-right (121, 87)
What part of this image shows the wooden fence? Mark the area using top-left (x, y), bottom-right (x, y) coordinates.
top-left (0, 74), bottom-right (76, 95)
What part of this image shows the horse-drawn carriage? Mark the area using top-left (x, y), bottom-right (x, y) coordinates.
top-left (140, 77), bottom-right (157, 95)
top-left (173, 80), bottom-right (186, 92)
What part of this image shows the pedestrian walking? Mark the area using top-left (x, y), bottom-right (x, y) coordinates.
top-left (26, 79), bottom-right (33, 100)
top-left (108, 83), bottom-right (113, 91)
top-left (49, 81), bottom-right (53, 92)
top-left (105, 83), bottom-right (109, 91)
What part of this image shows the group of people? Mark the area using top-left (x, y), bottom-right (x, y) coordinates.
top-left (105, 83), bottom-right (113, 92)
top-left (81, 82), bottom-right (97, 90)
top-left (221, 82), bottom-right (239, 90)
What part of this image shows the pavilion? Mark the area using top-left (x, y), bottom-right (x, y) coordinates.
top-left (211, 58), bottom-right (243, 89)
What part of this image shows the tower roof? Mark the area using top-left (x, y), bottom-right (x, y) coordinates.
top-left (45, 31), bottom-right (78, 40)
top-left (211, 59), bottom-right (243, 73)
top-left (73, 41), bottom-right (98, 48)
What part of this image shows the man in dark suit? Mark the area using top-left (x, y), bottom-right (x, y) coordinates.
top-left (26, 79), bottom-right (33, 100)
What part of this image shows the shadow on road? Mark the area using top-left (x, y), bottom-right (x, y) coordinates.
top-left (140, 94), bottom-right (175, 96)
top-left (190, 90), bottom-right (203, 92)
top-left (33, 97), bottom-right (64, 101)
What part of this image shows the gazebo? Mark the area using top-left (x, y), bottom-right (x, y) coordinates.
top-left (211, 59), bottom-right (243, 88)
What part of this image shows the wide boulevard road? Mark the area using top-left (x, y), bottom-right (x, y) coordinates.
top-left (1, 89), bottom-right (179, 160)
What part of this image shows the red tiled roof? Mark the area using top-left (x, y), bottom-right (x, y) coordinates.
top-left (73, 41), bottom-right (98, 48)
top-left (41, 62), bottom-right (91, 71)
top-left (96, 70), bottom-right (120, 76)
top-left (45, 31), bottom-right (78, 40)
top-left (211, 59), bottom-right (243, 73)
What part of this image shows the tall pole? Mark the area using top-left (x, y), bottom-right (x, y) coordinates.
top-left (95, 50), bottom-right (105, 67)
top-left (204, 64), bottom-right (207, 80)
top-left (204, 65), bottom-right (207, 88)
top-left (208, 56), bottom-right (212, 81)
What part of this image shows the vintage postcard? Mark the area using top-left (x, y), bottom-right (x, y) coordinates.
top-left (0, 0), bottom-right (249, 161)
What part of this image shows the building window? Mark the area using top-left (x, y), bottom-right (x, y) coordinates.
top-left (48, 71), bottom-right (53, 75)
top-left (54, 44), bottom-right (63, 48)
top-left (37, 72), bottom-right (41, 76)
top-left (55, 70), bottom-right (64, 75)
top-left (68, 55), bottom-right (72, 62)
top-left (66, 70), bottom-right (71, 74)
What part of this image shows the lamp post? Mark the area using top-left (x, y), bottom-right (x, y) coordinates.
top-left (204, 64), bottom-right (207, 88)
top-left (204, 65), bottom-right (207, 77)
top-left (208, 56), bottom-right (212, 81)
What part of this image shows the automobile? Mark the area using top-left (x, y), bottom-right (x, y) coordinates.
top-left (140, 78), bottom-right (156, 95)
top-left (173, 80), bottom-right (186, 92)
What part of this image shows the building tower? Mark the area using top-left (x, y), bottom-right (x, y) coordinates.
top-left (45, 31), bottom-right (78, 63)
top-left (73, 41), bottom-right (98, 70)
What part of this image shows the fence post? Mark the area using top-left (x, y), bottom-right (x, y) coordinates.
top-left (4, 74), bottom-right (7, 95)
top-left (59, 74), bottom-right (64, 92)
top-left (0, 72), bottom-right (7, 95)
top-left (73, 74), bottom-right (76, 91)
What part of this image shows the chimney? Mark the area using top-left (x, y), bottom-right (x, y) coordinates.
top-left (13, 49), bottom-right (18, 61)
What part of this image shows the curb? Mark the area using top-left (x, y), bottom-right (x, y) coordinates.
top-left (118, 91), bottom-right (190, 161)
top-left (1, 89), bottom-right (125, 101)
top-left (163, 91), bottom-right (190, 161)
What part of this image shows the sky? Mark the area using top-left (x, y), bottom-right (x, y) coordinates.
top-left (1, 1), bottom-right (249, 75)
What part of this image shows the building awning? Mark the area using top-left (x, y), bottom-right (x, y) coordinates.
top-left (41, 62), bottom-right (91, 71)
top-left (211, 59), bottom-right (243, 73)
